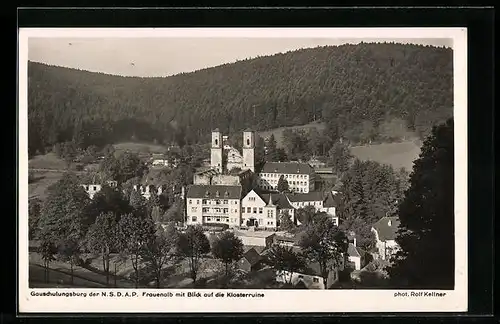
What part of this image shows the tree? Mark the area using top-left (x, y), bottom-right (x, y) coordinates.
top-left (177, 225), bottom-right (210, 283)
top-left (117, 152), bottom-right (147, 183)
top-left (295, 205), bottom-right (317, 226)
top-left (87, 184), bottom-right (131, 224)
top-left (56, 238), bottom-right (81, 285)
top-left (86, 212), bottom-right (119, 285)
top-left (278, 211), bottom-right (295, 232)
top-left (308, 127), bottom-right (322, 156)
top-left (277, 175), bottom-right (289, 193)
top-left (140, 223), bottom-right (179, 288)
top-left (28, 198), bottom-right (42, 240)
top-left (211, 231), bottom-right (244, 284)
top-left (129, 188), bottom-right (147, 217)
top-left (389, 118), bottom-right (454, 289)
top-left (327, 142), bottom-right (352, 175)
top-left (38, 233), bottom-right (57, 283)
top-left (265, 244), bottom-right (305, 285)
top-left (117, 213), bottom-right (154, 288)
top-left (38, 172), bottom-right (91, 249)
top-left (299, 218), bottom-right (348, 288)
top-left (162, 200), bottom-right (184, 223)
top-left (265, 134), bottom-right (279, 162)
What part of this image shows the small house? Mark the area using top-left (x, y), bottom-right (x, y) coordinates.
top-left (238, 247), bottom-right (262, 272)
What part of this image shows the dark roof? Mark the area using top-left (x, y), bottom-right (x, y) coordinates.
top-left (259, 193), bottom-right (294, 209)
top-left (242, 248), bottom-right (262, 266)
top-left (261, 162), bottom-right (314, 175)
top-left (186, 185), bottom-right (242, 200)
top-left (243, 128), bottom-right (253, 132)
top-left (348, 243), bottom-right (361, 258)
top-left (286, 191), bottom-right (325, 203)
top-left (213, 128), bottom-right (220, 132)
top-left (243, 245), bottom-right (266, 255)
top-left (372, 216), bottom-right (401, 241)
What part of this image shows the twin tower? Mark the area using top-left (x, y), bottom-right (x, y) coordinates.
top-left (210, 128), bottom-right (255, 174)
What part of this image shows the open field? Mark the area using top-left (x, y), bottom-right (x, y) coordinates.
top-left (113, 142), bottom-right (166, 154)
top-left (28, 152), bottom-right (67, 170)
top-left (350, 140), bottom-right (422, 171)
top-left (28, 171), bottom-right (64, 200)
top-left (257, 121), bottom-right (326, 147)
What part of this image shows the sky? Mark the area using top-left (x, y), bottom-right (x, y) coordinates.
top-left (28, 36), bottom-right (453, 78)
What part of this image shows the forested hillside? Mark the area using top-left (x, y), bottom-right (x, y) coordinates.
top-left (28, 42), bottom-right (453, 156)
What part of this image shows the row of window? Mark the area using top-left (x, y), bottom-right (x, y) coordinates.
top-left (189, 199), bottom-right (238, 205)
top-left (260, 185), bottom-right (308, 193)
top-left (242, 207), bottom-right (263, 214)
top-left (261, 173), bottom-right (309, 179)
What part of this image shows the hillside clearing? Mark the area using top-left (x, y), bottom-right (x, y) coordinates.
top-left (28, 171), bottom-right (64, 200)
top-left (350, 141), bottom-right (422, 171)
top-left (257, 121), bottom-right (326, 147)
top-left (113, 142), bottom-right (166, 154)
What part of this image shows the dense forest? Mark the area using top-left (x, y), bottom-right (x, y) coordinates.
top-left (28, 42), bottom-right (453, 156)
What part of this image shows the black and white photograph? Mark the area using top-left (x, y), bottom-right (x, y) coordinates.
top-left (18, 27), bottom-right (468, 313)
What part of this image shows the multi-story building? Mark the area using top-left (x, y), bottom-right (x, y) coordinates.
top-left (240, 190), bottom-right (294, 229)
top-left (286, 191), bottom-right (339, 226)
top-left (185, 185), bottom-right (242, 227)
top-left (81, 180), bottom-right (118, 199)
top-left (257, 162), bottom-right (315, 193)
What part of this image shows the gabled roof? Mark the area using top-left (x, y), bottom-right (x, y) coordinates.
top-left (372, 216), bottom-right (401, 242)
top-left (243, 245), bottom-right (266, 255)
top-left (260, 162), bottom-right (314, 175)
top-left (242, 248), bottom-right (261, 266)
top-left (259, 193), bottom-right (294, 210)
top-left (323, 191), bottom-right (340, 208)
top-left (186, 185), bottom-right (242, 200)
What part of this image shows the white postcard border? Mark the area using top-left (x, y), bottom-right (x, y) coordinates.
top-left (18, 27), bottom-right (468, 313)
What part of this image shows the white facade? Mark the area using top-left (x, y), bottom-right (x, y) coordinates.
top-left (81, 184), bottom-right (102, 199)
top-left (257, 166), bottom-right (315, 193)
top-left (241, 190), bottom-right (278, 229)
top-left (348, 255), bottom-right (362, 271)
top-left (186, 196), bottom-right (241, 227)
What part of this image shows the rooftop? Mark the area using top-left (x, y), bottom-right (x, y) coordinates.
top-left (372, 216), bottom-right (401, 242)
top-left (241, 248), bottom-right (262, 266)
top-left (259, 193), bottom-right (295, 210)
top-left (234, 230), bottom-right (276, 238)
top-left (186, 184), bottom-right (242, 200)
top-left (286, 191), bottom-right (325, 203)
top-left (260, 162), bottom-right (314, 175)
top-left (348, 243), bottom-right (361, 258)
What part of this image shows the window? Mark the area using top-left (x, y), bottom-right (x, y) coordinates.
top-left (191, 207), bottom-right (197, 212)
top-left (298, 275), bottom-right (304, 279)
top-left (191, 216), bottom-right (197, 222)
top-left (259, 208), bottom-right (263, 214)
top-left (242, 207), bottom-right (245, 213)
top-left (216, 218), bottom-right (220, 222)
top-left (207, 217), bottom-right (211, 221)
top-left (253, 207), bottom-right (257, 214)
top-left (223, 208), bottom-right (228, 213)
top-left (202, 208), bottom-right (209, 213)
top-left (247, 207), bottom-right (251, 213)
top-left (313, 278), bottom-right (319, 283)
top-left (189, 200), bottom-right (192, 204)
top-left (247, 139), bottom-right (250, 146)
top-left (197, 200), bottom-right (200, 204)
top-left (249, 197), bottom-right (256, 201)
top-left (216, 200), bottom-right (221, 205)
top-left (223, 199), bottom-right (228, 204)
top-left (226, 219), bottom-right (229, 222)
top-left (202, 199), bottom-right (207, 204)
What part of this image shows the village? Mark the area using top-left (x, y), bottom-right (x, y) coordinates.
top-left (69, 129), bottom-right (401, 289)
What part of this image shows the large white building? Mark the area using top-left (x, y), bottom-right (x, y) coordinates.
top-left (257, 162), bottom-right (315, 193)
top-left (185, 185), bottom-right (243, 227)
top-left (240, 190), bottom-right (295, 229)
